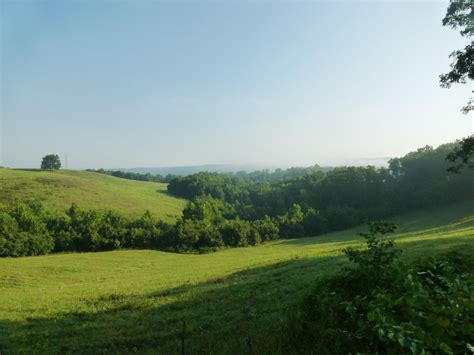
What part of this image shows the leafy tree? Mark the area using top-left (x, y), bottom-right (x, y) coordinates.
top-left (182, 196), bottom-right (226, 224)
top-left (440, 2), bottom-right (474, 170)
top-left (446, 135), bottom-right (474, 172)
top-left (41, 154), bottom-right (61, 170)
top-left (440, 0), bottom-right (473, 114)
top-left (277, 204), bottom-right (305, 237)
top-left (0, 201), bottom-right (54, 256)
top-left (302, 208), bottom-right (327, 236)
top-left (219, 219), bottom-right (253, 247)
top-left (252, 216), bottom-right (280, 241)
top-left (173, 219), bottom-right (222, 251)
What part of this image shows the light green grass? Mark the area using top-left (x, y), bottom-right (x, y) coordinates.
top-left (0, 168), bottom-right (186, 221)
top-left (0, 200), bottom-right (472, 353)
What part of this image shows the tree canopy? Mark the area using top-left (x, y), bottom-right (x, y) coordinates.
top-left (41, 154), bottom-right (61, 170)
top-left (440, 0), bottom-right (473, 114)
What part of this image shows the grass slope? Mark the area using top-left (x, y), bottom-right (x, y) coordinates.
top-left (0, 200), bottom-right (473, 353)
top-left (0, 168), bottom-right (186, 221)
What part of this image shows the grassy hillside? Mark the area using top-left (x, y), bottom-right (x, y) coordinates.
top-left (0, 200), bottom-right (473, 354)
top-left (0, 168), bottom-right (186, 221)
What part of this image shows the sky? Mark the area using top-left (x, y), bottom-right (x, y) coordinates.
top-left (1, 0), bottom-right (472, 169)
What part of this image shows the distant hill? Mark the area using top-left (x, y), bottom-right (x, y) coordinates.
top-left (0, 168), bottom-right (186, 221)
top-left (117, 159), bottom-right (390, 177)
top-left (326, 157), bottom-right (391, 167)
top-left (120, 164), bottom-right (281, 176)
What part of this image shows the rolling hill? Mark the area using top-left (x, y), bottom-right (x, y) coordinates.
top-left (0, 200), bottom-right (472, 353)
top-left (0, 168), bottom-right (186, 221)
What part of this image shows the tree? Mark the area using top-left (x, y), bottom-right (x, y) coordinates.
top-left (446, 135), bottom-right (474, 172)
top-left (440, 0), bottom-right (473, 114)
top-left (441, 2), bottom-right (473, 170)
top-left (41, 154), bottom-right (61, 170)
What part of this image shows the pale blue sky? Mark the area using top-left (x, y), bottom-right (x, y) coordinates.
top-left (1, 0), bottom-right (472, 169)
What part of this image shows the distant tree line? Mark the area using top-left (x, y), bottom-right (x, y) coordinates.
top-left (87, 169), bottom-right (177, 183)
top-left (1, 141), bottom-right (472, 257)
top-left (88, 165), bottom-right (331, 185)
top-left (0, 199), bottom-right (281, 257)
top-left (167, 142), bottom-right (474, 227)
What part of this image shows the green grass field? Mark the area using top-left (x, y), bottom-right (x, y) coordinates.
top-left (0, 168), bottom-right (186, 221)
top-left (0, 200), bottom-right (473, 354)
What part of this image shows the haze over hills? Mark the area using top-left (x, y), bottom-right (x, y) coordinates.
top-left (2, 0), bottom-right (473, 353)
top-left (119, 157), bottom-right (390, 176)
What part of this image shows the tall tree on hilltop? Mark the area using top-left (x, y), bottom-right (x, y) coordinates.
top-left (41, 154), bottom-right (61, 170)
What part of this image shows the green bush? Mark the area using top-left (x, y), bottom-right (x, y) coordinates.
top-left (220, 219), bottom-right (253, 247)
top-left (173, 219), bottom-right (223, 251)
top-left (0, 202), bottom-right (53, 256)
top-left (277, 204), bottom-right (305, 237)
top-left (302, 208), bottom-right (328, 236)
top-left (252, 216), bottom-right (280, 241)
top-left (287, 222), bottom-right (474, 354)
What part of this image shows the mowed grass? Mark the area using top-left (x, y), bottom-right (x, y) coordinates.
top-left (0, 168), bottom-right (186, 221)
top-left (0, 201), bottom-right (473, 354)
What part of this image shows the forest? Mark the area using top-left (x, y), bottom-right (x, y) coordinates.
top-left (1, 141), bottom-right (472, 257)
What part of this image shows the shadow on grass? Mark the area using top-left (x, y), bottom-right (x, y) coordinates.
top-left (276, 230), bottom-right (362, 247)
top-left (279, 201), bottom-right (474, 248)
top-left (0, 255), bottom-right (344, 355)
top-left (0, 238), bottom-right (473, 355)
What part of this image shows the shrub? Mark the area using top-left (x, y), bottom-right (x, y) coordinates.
top-left (252, 216), bottom-right (280, 241)
top-left (287, 222), bottom-right (474, 354)
top-left (324, 204), bottom-right (361, 230)
top-left (173, 219), bottom-right (223, 251)
top-left (220, 219), bottom-right (253, 247)
top-left (0, 202), bottom-right (53, 256)
top-left (126, 210), bottom-right (162, 249)
top-left (278, 204), bottom-right (305, 237)
top-left (302, 208), bottom-right (327, 236)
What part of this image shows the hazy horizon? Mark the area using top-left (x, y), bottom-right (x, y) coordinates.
top-left (2, 1), bottom-right (473, 169)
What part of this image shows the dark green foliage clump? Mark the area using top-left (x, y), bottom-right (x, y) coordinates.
top-left (0, 201), bottom-right (54, 256)
top-left (41, 154), bottom-right (61, 170)
top-left (287, 222), bottom-right (474, 354)
top-left (88, 169), bottom-right (176, 183)
top-left (0, 200), bottom-right (281, 257)
top-left (447, 135), bottom-right (474, 172)
top-left (167, 142), bottom-right (474, 233)
top-left (440, 0), bottom-right (473, 114)
top-left (252, 216), bottom-right (280, 241)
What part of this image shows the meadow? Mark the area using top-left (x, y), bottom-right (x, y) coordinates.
top-left (0, 168), bottom-right (186, 222)
top-left (0, 200), bottom-right (473, 354)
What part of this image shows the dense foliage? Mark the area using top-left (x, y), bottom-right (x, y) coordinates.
top-left (0, 199), bottom-right (281, 256)
top-left (90, 164), bottom-right (329, 185)
top-left (168, 142), bottom-right (474, 230)
top-left (440, 0), bottom-right (473, 114)
top-left (0, 201), bottom-right (54, 257)
top-left (447, 135), bottom-right (474, 172)
top-left (287, 222), bottom-right (474, 354)
top-left (87, 169), bottom-right (176, 183)
top-left (2, 141), bottom-right (473, 258)
top-left (41, 154), bottom-right (61, 170)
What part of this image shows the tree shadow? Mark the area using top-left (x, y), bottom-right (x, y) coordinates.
top-left (0, 238), bottom-right (472, 354)
top-left (0, 255), bottom-right (344, 354)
